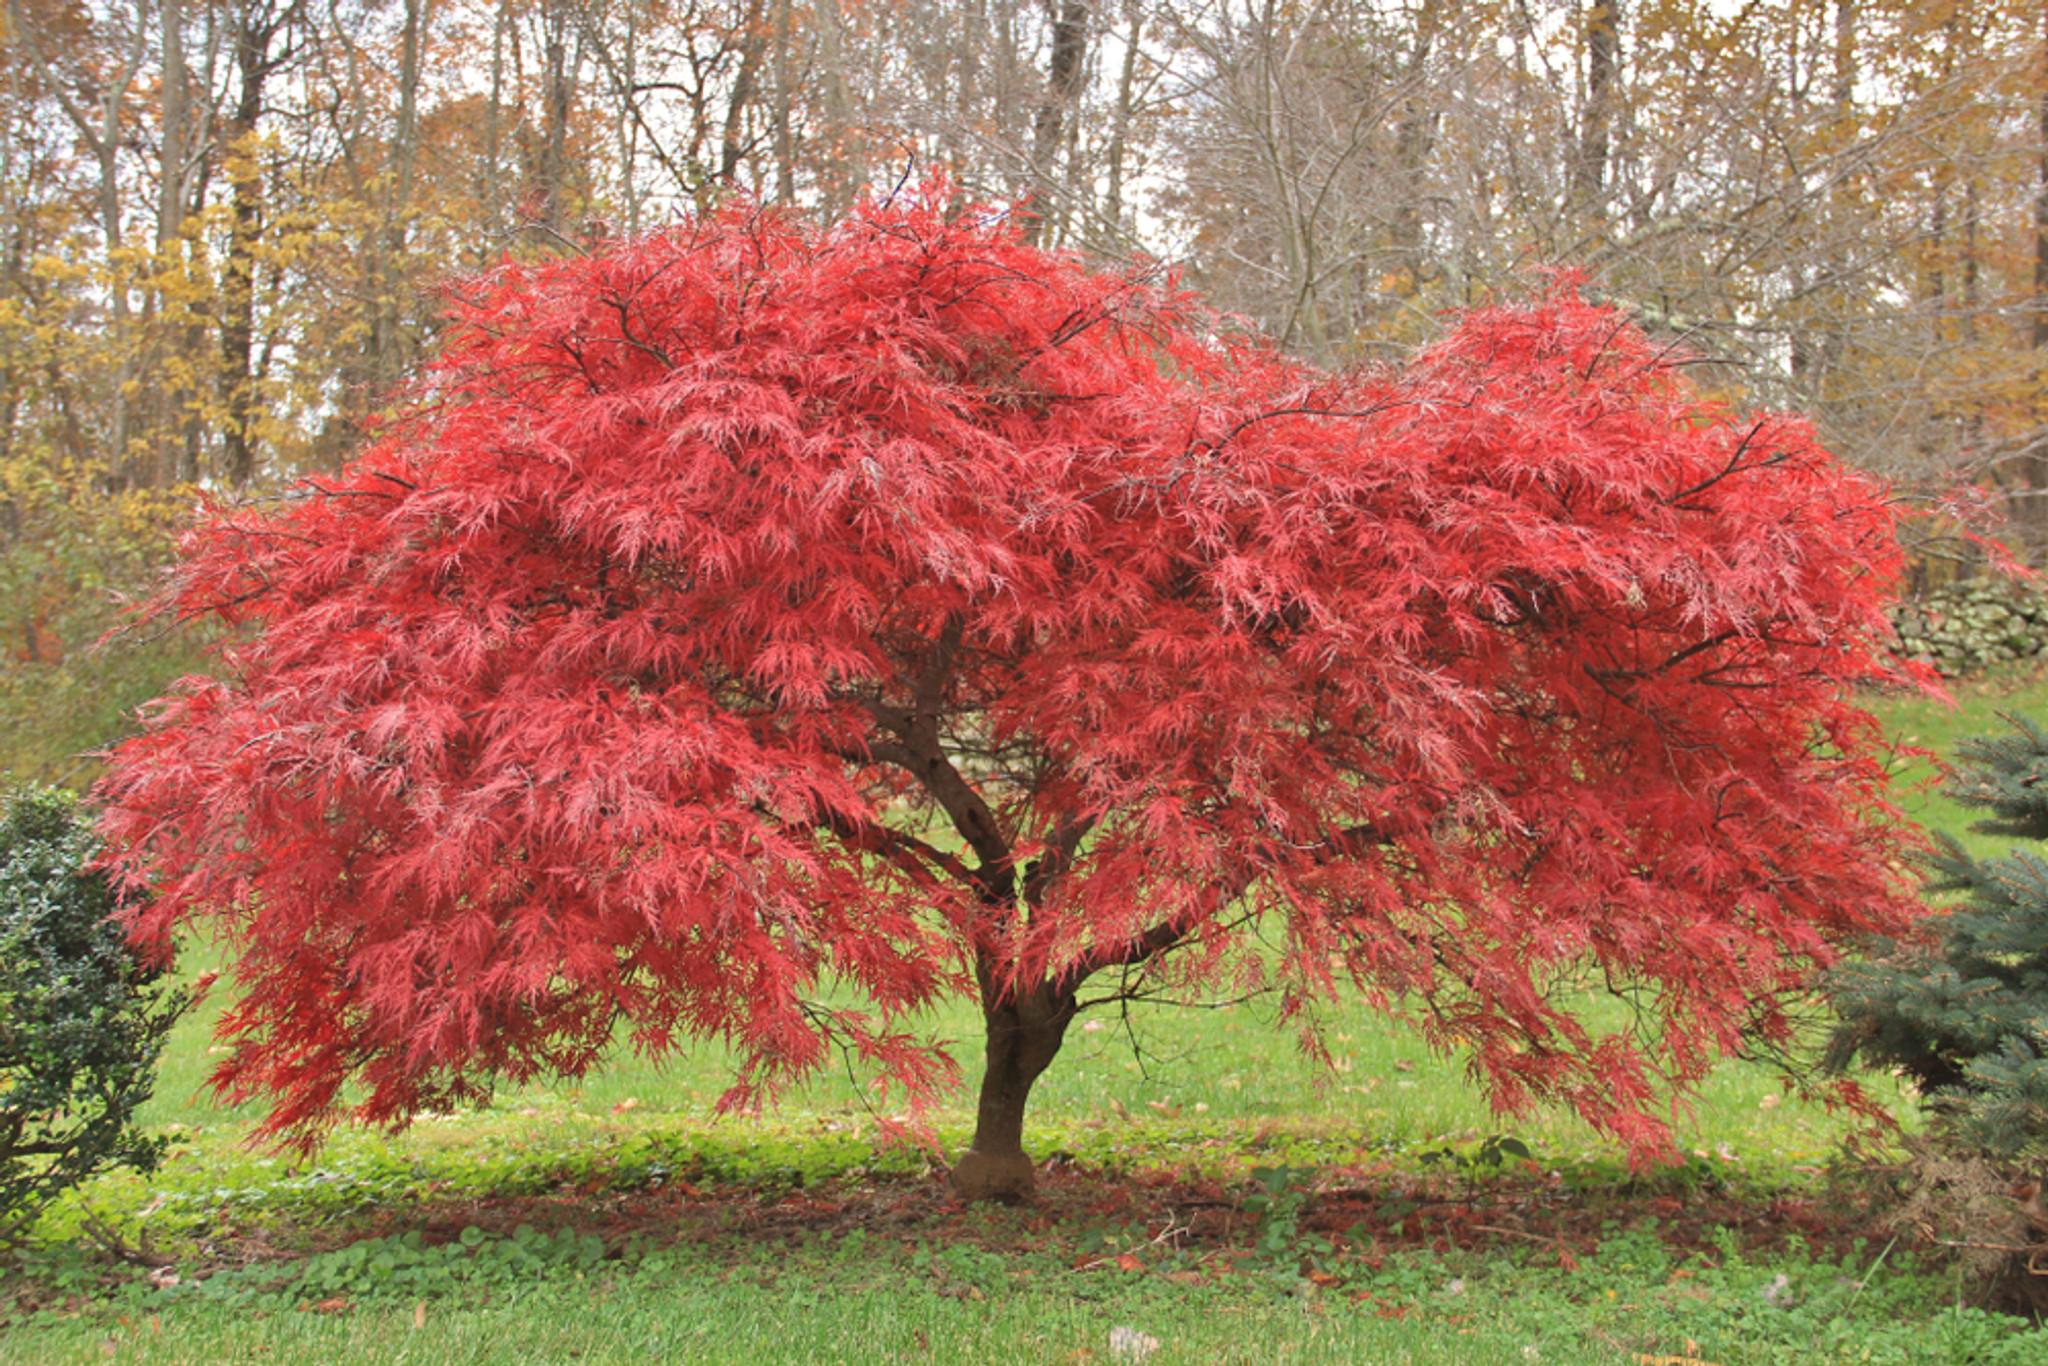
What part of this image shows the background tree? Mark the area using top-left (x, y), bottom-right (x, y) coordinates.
top-left (20, 0), bottom-right (2048, 785)
top-left (99, 189), bottom-right (1931, 1201)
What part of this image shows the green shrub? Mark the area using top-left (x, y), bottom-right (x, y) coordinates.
top-left (1825, 714), bottom-right (2048, 1156)
top-left (0, 786), bottom-right (185, 1237)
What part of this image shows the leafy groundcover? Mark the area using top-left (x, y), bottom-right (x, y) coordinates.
top-left (4, 1146), bottom-right (2039, 1366)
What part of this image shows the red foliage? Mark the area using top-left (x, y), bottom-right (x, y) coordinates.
top-left (98, 186), bottom-right (1931, 1160)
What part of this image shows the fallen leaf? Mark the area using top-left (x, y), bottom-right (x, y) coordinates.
top-left (413, 1301), bottom-right (427, 1329)
top-left (1115, 1252), bottom-right (1143, 1272)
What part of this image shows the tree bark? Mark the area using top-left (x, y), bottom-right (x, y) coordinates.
top-left (1021, 0), bottom-right (1089, 247)
top-left (367, 0), bottom-right (425, 390)
top-left (2031, 0), bottom-right (2048, 561)
top-left (219, 0), bottom-right (300, 489)
top-left (772, 0), bottom-right (794, 203)
top-left (1574, 0), bottom-right (1622, 216)
top-left (950, 975), bottom-right (1076, 1202)
top-left (538, 0), bottom-right (573, 228)
top-left (718, 0), bottom-right (767, 185)
top-left (485, 0), bottom-right (509, 242)
top-left (2035, 0), bottom-right (2048, 353)
top-left (1100, 0), bottom-right (1141, 237)
top-left (1390, 0), bottom-right (1441, 290)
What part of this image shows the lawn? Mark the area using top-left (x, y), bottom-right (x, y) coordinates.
top-left (5, 672), bottom-right (2047, 1364)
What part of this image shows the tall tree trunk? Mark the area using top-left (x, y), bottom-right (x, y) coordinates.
top-left (2031, 1), bottom-right (2048, 560)
top-left (368, 0), bottom-right (425, 390)
top-left (813, 0), bottom-right (859, 212)
top-left (149, 0), bottom-right (195, 489)
top-left (539, 0), bottom-right (573, 228)
top-left (772, 0), bottom-right (794, 203)
top-left (220, 0), bottom-right (298, 489)
top-left (719, 0), bottom-right (767, 186)
top-left (1021, 0), bottom-right (1089, 247)
top-left (485, 0), bottom-right (510, 244)
top-left (619, 0), bottom-right (640, 229)
top-left (1390, 0), bottom-right (1441, 291)
top-left (1574, 0), bottom-right (1622, 216)
top-left (1100, 0), bottom-right (1141, 237)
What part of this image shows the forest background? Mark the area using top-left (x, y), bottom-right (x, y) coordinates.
top-left (4, 0), bottom-right (2047, 781)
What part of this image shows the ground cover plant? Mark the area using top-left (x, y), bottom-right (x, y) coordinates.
top-left (2, 1125), bottom-right (2039, 1365)
top-left (97, 185), bottom-right (1935, 1206)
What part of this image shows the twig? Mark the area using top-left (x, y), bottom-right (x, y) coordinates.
top-left (1071, 1215), bottom-right (1189, 1270)
top-left (1929, 1236), bottom-right (2048, 1257)
top-left (76, 1210), bottom-right (173, 1267)
top-left (1470, 1223), bottom-right (1574, 1250)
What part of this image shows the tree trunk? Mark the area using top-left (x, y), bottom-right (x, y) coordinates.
top-left (1574, 0), bottom-right (1622, 216)
top-left (156, 0), bottom-right (207, 488)
top-left (772, 0), bottom-right (793, 203)
top-left (2032, 0), bottom-right (2048, 561)
top-left (1100, 0), bottom-right (1141, 237)
top-left (367, 0), bottom-right (425, 391)
top-left (220, 0), bottom-right (293, 489)
top-left (1390, 1), bottom-right (1441, 291)
top-left (538, 0), bottom-right (573, 228)
top-left (950, 976), bottom-right (1076, 1202)
top-left (718, 0), bottom-right (767, 186)
top-left (2035, 1), bottom-right (2048, 354)
top-left (1021, 0), bottom-right (1089, 247)
top-left (485, 0), bottom-right (509, 243)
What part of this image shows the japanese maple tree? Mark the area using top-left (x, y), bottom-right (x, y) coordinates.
top-left (99, 187), bottom-right (1931, 1201)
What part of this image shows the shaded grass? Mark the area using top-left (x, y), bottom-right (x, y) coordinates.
top-left (112, 964), bottom-right (1887, 1255)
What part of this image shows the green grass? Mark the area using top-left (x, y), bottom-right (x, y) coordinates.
top-left (8, 671), bottom-right (2048, 1361)
top-left (104, 958), bottom-right (1882, 1251)
top-left (115, 669), bottom-right (2048, 1196)
top-left (4, 1211), bottom-right (2037, 1365)
top-left (1870, 665), bottom-right (2048, 860)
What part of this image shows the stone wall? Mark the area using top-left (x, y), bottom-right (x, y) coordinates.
top-left (1889, 582), bottom-right (2048, 676)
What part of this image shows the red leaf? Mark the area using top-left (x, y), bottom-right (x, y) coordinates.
top-left (96, 180), bottom-right (1938, 1176)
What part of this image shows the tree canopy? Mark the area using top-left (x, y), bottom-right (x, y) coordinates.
top-left (99, 188), bottom-right (1932, 1199)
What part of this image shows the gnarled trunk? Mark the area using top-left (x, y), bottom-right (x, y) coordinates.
top-left (949, 977), bottom-right (1075, 1202)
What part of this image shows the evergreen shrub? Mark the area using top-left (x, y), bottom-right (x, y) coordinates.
top-left (0, 786), bottom-right (185, 1237)
top-left (1826, 715), bottom-right (2048, 1156)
